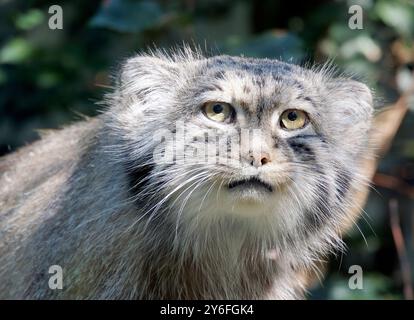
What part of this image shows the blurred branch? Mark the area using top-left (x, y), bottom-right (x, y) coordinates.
top-left (389, 199), bottom-right (414, 300)
top-left (373, 173), bottom-right (414, 198)
top-left (370, 87), bottom-right (414, 198)
top-left (372, 95), bottom-right (410, 158)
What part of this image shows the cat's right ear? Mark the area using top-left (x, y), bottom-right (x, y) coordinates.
top-left (117, 54), bottom-right (180, 101)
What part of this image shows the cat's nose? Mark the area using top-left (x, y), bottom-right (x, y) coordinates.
top-left (250, 152), bottom-right (271, 167)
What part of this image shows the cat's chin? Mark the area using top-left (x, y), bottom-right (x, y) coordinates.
top-left (223, 186), bottom-right (276, 217)
top-left (229, 188), bottom-right (271, 203)
top-left (226, 176), bottom-right (274, 203)
top-left (221, 196), bottom-right (275, 219)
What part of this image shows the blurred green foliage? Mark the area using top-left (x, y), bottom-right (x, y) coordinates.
top-left (1, 0), bottom-right (414, 299)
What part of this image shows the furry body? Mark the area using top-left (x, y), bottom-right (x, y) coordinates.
top-left (0, 49), bottom-right (373, 299)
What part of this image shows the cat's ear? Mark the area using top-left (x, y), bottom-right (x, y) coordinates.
top-left (327, 79), bottom-right (374, 132)
top-left (324, 79), bottom-right (374, 157)
top-left (117, 54), bottom-right (180, 100)
top-left (330, 79), bottom-right (373, 118)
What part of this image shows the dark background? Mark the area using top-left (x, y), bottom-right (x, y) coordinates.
top-left (1, 0), bottom-right (414, 299)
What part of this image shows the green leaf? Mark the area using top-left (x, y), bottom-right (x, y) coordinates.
top-left (37, 71), bottom-right (61, 88)
top-left (0, 38), bottom-right (33, 64)
top-left (375, 0), bottom-right (414, 37)
top-left (89, 0), bottom-right (164, 33)
top-left (15, 9), bottom-right (44, 30)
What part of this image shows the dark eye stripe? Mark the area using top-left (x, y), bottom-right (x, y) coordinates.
top-left (286, 138), bottom-right (316, 162)
top-left (290, 134), bottom-right (321, 140)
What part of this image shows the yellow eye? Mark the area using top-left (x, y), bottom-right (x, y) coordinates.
top-left (203, 102), bottom-right (234, 123)
top-left (280, 109), bottom-right (308, 130)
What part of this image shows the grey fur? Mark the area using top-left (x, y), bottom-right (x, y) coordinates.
top-left (0, 48), bottom-right (374, 299)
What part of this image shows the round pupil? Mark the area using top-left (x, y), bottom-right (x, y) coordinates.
top-left (213, 104), bottom-right (223, 113)
top-left (287, 111), bottom-right (297, 121)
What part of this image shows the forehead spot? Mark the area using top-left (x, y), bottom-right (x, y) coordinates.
top-left (213, 70), bottom-right (226, 80)
top-left (243, 85), bottom-right (251, 94)
top-left (235, 70), bottom-right (244, 77)
top-left (253, 77), bottom-right (266, 88)
top-left (241, 63), bottom-right (250, 70)
top-left (292, 80), bottom-right (304, 91)
top-left (239, 100), bottom-right (249, 109)
top-left (297, 94), bottom-right (314, 105)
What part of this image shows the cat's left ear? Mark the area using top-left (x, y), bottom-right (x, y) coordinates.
top-left (327, 79), bottom-right (374, 131)
top-left (331, 79), bottom-right (373, 118)
top-left (324, 79), bottom-right (374, 156)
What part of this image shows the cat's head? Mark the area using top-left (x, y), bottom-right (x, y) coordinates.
top-left (105, 48), bottom-right (373, 244)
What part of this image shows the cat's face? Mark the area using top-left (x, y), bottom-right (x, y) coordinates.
top-left (109, 52), bottom-right (373, 236)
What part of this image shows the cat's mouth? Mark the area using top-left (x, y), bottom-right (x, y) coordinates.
top-left (228, 177), bottom-right (273, 193)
